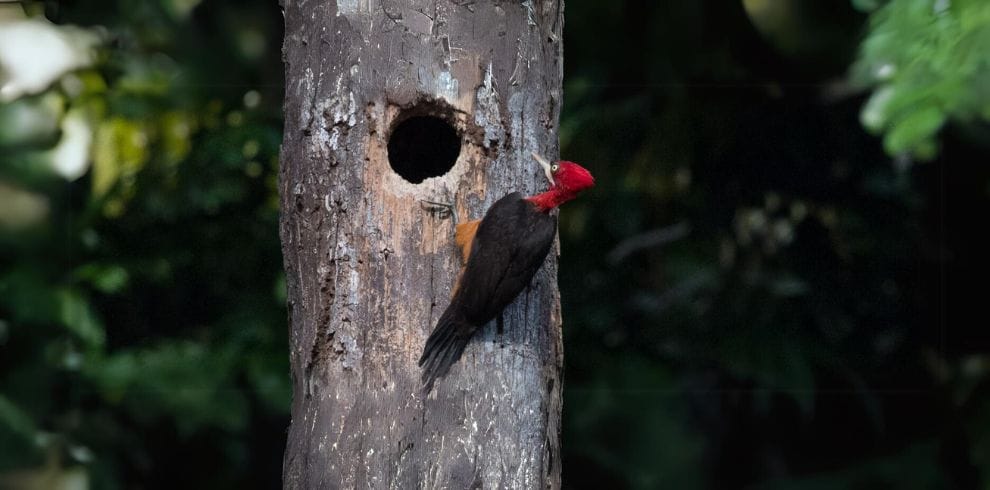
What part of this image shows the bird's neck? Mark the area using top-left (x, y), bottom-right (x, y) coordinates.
top-left (526, 187), bottom-right (578, 212)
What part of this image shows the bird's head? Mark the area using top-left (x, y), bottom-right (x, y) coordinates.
top-left (529, 153), bottom-right (595, 211)
top-left (532, 153), bottom-right (595, 194)
top-left (555, 160), bottom-right (595, 193)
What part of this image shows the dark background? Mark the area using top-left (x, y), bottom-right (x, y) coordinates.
top-left (1, 0), bottom-right (987, 488)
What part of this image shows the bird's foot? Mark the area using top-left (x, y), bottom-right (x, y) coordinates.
top-left (419, 200), bottom-right (457, 224)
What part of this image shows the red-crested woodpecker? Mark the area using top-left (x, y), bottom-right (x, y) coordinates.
top-left (419, 153), bottom-right (595, 391)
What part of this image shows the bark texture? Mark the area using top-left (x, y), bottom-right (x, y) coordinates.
top-left (278, 0), bottom-right (565, 488)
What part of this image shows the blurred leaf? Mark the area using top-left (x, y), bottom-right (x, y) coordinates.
top-left (92, 117), bottom-right (149, 199)
top-left (770, 273), bottom-right (810, 297)
top-left (72, 264), bottom-right (129, 294)
top-left (780, 341), bottom-right (816, 416)
top-left (852, 0), bottom-right (886, 12)
top-left (852, 0), bottom-right (990, 158)
top-left (0, 181), bottom-right (50, 230)
top-left (160, 111), bottom-right (197, 166)
top-left (56, 289), bottom-right (106, 350)
top-left (0, 395), bottom-right (36, 440)
top-left (883, 105), bottom-right (946, 157)
top-left (0, 92), bottom-right (63, 148)
top-left (0, 267), bottom-right (60, 325)
top-left (245, 353), bottom-right (290, 414)
top-left (86, 341), bottom-right (248, 434)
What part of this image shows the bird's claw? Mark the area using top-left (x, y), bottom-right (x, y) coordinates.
top-left (420, 199), bottom-right (457, 224)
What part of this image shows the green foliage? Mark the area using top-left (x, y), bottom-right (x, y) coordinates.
top-left (0, 0), bottom-right (286, 486)
top-left (852, 0), bottom-right (990, 159)
top-left (558, 0), bottom-right (988, 487)
top-left (86, 341), bottom-right (249, 434)
top-left (0, 394), bottom-right (37, 441)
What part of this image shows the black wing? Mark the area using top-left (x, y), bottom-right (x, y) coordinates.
top-left (454, 192), bottom-right (557, 325)
top-left (419, 192), bottom-right (556, 391)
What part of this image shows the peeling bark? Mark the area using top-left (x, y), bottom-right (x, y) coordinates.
top-left (279, 0), bottom-right (565, 488)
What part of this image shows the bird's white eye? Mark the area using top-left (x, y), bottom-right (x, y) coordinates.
top-left (551, 163), bottom-right (559, 173)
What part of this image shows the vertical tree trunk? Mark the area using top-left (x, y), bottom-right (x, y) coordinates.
top-left (278, 0), bottom-right (565, 488)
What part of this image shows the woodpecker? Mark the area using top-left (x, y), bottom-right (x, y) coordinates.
top-left (419, 153), bottom-right (595, 391)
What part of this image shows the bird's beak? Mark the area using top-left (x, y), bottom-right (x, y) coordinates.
top-left (532, 152), bottom-right (554, 186)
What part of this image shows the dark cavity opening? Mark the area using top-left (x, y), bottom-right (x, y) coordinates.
top-left (387, 115), bottom-right (461, 184)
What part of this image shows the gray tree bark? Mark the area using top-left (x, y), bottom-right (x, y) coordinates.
top-left (279, 0), bottom-right (565, 488)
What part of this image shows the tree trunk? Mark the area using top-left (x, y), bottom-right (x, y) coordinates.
top-left (278, 0), bottom-right (565, 488)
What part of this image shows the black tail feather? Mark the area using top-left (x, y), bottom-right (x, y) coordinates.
top-left (419, 312), bottom-right (474, 392)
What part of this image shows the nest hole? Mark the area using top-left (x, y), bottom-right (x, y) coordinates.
top-left (387, 115), bottom-right (461, 184)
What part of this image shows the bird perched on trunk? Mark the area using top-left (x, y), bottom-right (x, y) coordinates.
top-left (419, 153), bottom-right (595, 391)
